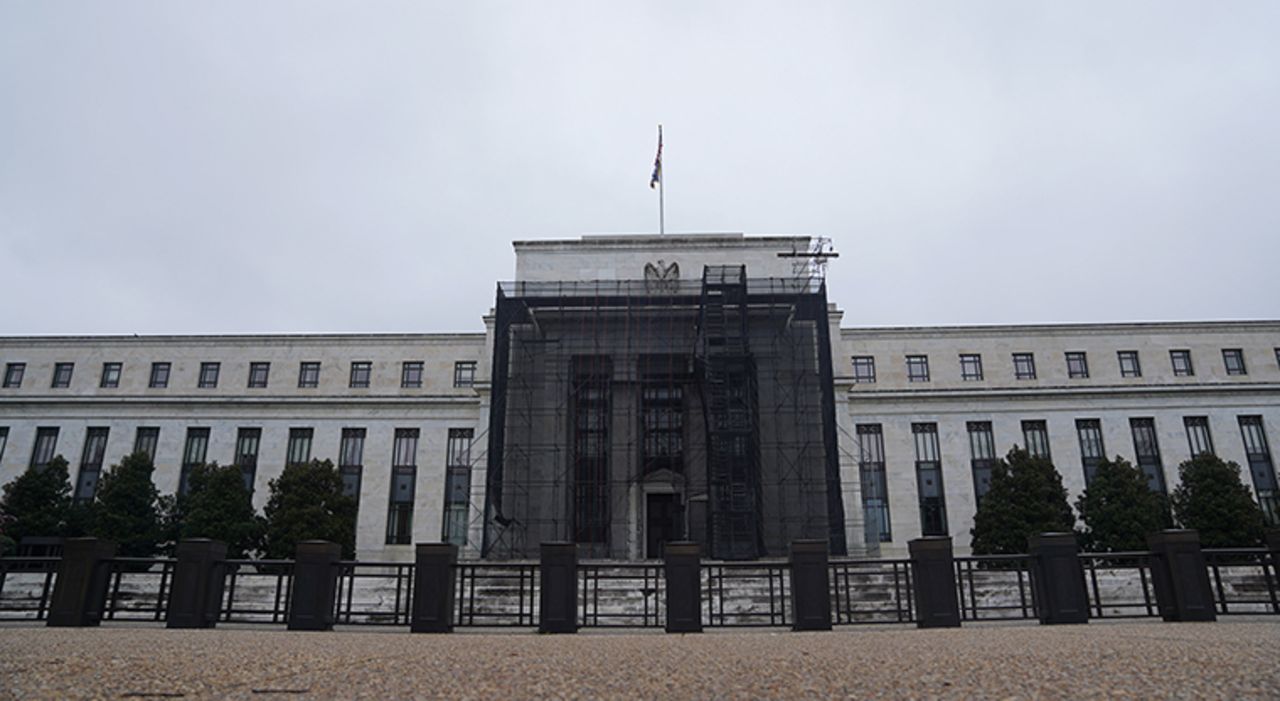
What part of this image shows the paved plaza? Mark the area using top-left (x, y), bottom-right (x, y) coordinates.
top-left (1, 620), bottom-right (1277, 699)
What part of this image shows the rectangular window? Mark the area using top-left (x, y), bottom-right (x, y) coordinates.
top-left (134, 427), bottom-right (160, 461)
top-left (442, 428), bottom-right (474, 545)
top-left (1022, 420), bottom-right (1051, 460)
top-left (386, 428), bottom-right (419, 545)
top-left (1013, 353), bottom-right (1036, 380)
top-left (640, 355), bottom-right (686, 475)
top-left (1118, 351), bottom-right (1141, 378)
top-left (286, 428), bottom-right (313, 466)
top-left (297, 361), bottom-right (320, 388)
top-left (912, 423), bottom-right (948, 536)
top-left (1184, 416), bottom-right (1214, 457)
top-left (856, 425), bottom-right (890, 543)
top-left (453, 361), bottom-right (476, 388)
top-left (99, 362), bottom-right (122, 388)
top-left (0, 427), bottom-right (7, 463)
top-left (401, 361), bottom-right (424, 389)
top-left (52, 362), bottom-right (74, 388)
top-left (198, 362), bottom-right (220, 388)
top-left (959, 354), bottom-right (984, 381)
top-left (247, 362), bottom-right (270, 388)
top-left (1076, 419), bottom-right (1105, 485)
top-left (906, 355), bottom-right (930, 383)
top-left (180, 427), bottom-right (210, 496)
top-left (1223, 349), bottom-right (1247, 376)
top-left (572, 355), bottom-right (611, 544)
top-left (235, 428), bottom-right (262, 492)
top-left (338, 428), bottom-right (366, 500)
top-left (75, 427), bottom-right (109, 501)
top-left (967, 421), bottom-right (996, 502)
top-left (1239, 416), bottom-right (1278, 526)
top-left (350, 361), bottom-right (371, 388)
top-left (1129, 418), bottom-right (1167, 494)
top-left (851, 356), bottom-right (876, 384)
top-left (1066, 352), bottom-right (1089, 379)
top-left (3, 362), bottom-right (24, 388)
top-left (30, 427), bottom-right (59, 469)
top-left (149, 362), bottom-right (171, 388)
top-left (1170, 350), bottom-right (1194, 377)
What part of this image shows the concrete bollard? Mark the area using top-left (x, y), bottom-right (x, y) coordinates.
top-left (287, 540), bottom-right (342, 631)
top-left (47, 537), bottom-right (117, 628)
top-left (1146, 529), bottom-right (1216, 622)
top-left (789, 539), bottom-right (832, 631)
top-left (1027, 533), bottom-right (1089, 625)
top-left (663, 541), bottom-right (702, 633)
top-left (539, 542), bottom-right (577, 633)
top-left (166, 539), bottom-right (228, 629)
top-left (908, 536), bottom-right (961, 628)
top-left (410, 543), bottom-right (458, 633)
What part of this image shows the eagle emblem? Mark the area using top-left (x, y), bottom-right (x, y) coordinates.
top-left (643, 260), bottom-right (680, 292)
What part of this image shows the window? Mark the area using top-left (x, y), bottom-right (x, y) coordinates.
top-left (906, 355), bottom-right (930, 383)
top-left (959, 354), bottom-right (984, 381)
top-left (572, 355), bottom-right (611, 544)
top-left (99, 362), bottom-right (122, 388)
top-left (75, 427), bottom-right (109, 502)
top-left (1117, 351), bottom-right (1141, 378)
top-left (1013, 353), bottom-right (1036, 380)
top-left (640, 355), bottom-right (686, 475)
top-left (297, 361), bottom-right (320, 388)
top-left (967, 422), bottom-right (996, 502)
top-left (247, 362), bottom-right (270, 388)
top-left (3, 362), bottom-right (24, 388)
top-left (1065, 352), bottom-right (1089, 379)
top-left (180, 428), bottom-right (210, 495)
top-left (198, 362), bottom-right (220, 388)
top-left (1223, 349), bottom-right (1246, 376)
top-left (1170, 350), bottom-right (1194, 377)
top-left (912, 423), bottom-right (948, 536)
top-left (851, 356), bottom-right (876, 384)
top-left (386, 428), bottom-right (419, 545)
top-left (856, 425), bottom-right (890, 542)
top-left (453, 361), bottom-right (476, 388)
top-left (0, 427), bottom-right (7, 463)
top-left (1184, 416), bottom-right (1214, 457)
top-left (1022, 420), bottom-right (1051, 460)
top-left (339, 428), bottom-right (366, 500)
top-left (1129, 418), bottom-right (1166, 494)
top-left (443, 428), bottom-right (474, 545)
top-left (52, 362), bottom-right (74, 388)
top-left (235, 428), bottom-right (262, 492)
top-left (286, 428), bottom-right (313, 466)
top-left (1238, 417), bottom-right (1278, 526)
top-left (149, 362), bottom-right (171, 388)
top-left (401, 361), bottom-right (424, 389)
top-left (350, 361), bottom-right (372, 388)
top-left (134, 427), bottom-right (160, 461)
top-left (30, 427), bottom-right (59, 470)
top-left (1076, 419), bottom-right (1105, 485)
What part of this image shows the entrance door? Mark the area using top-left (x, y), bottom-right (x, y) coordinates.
top-left (646, 493), bottom-right (684, 559)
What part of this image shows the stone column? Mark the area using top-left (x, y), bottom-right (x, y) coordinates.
top-left (908, 536), bottom-right (960, 628)
top-left (1146, 529), bottom-right (1216, 622)
top-left (287, 540), bottom-right (342, 631)
top-left (47, 537), bottom-right (116, 628)
top-left (663, 541), bottom-right (702, 633)
top-left (789, 539), bottom-right (832, 631)
top-left (538, 542), bottom-right (577, 633)
top-left (1027, 533), bottom-right (1088, 625)
top-left (166, 538), bottom-right (228, 629)
top-left (410, 543), bottom-right (457, 633)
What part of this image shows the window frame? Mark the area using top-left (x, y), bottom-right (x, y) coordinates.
top-left (1075, 418), bottom-right (1105, 485)
top-left (401, 361), bottom-right (424, 389)
top-left (959, 354), bottom-right (984, 382)
top-left (386, 428), bottom-right (420, 545)
top-left (3, 362), bottom-right (24, 388)
top-left (453, 361), bottom-right (477, 388)
top-left (30, 427), bottom-right (60, 470)
top-left (350, 361), bottom-right (372, 388)
top-left (75, 427), bottom-right (110, 502)
top-left (856, 424), bottom-right (890, 542)
top-left (235, 427), bottom-right (262, 493)
top-left (1117, 351), bottom-right (1141, 378)
top-left (1022, 420), bottom-right (1051, 460)
top-left (1012, 353), bottom-right (1036, 380)
top-left (149, 362), bottom-right (171, 388)
top-left (198, 362), bottom-right (220, 389)
top-left (99, 362), bottom-right (122, 388)
top-left (906, 355), bottom-right (930, 383)
top-left (297, 361), bottom-right (320, 388)
top-left (134, 427), bottom-right (160, 461)
top-left (442, 428), bottom-right (474, 545)
top-left (247, 362), bottom-right (270, 389)
top-left (912, 422), bottom-right (948, 537)
top-left (52, 362), bottom-right (74, 388)
top-left (286, 427), bottom-right (314, 466)
top-left (1184, 416), bottom-right (1215, 457)
top-left (339, 428), bottom-right (366, 501)
top-left (851, 356), bottom-right (876, 384)
top-left (1222, 349), bottom-right (1247, 376)
top-left (180, 427), bottom-right (210, 496)
top-left (1065, 352), bottom-right (1089, 379)
top-left (1170, 350), bottom-right (1194, 377)
top-left (1129, 418), bottom-right (1167, 494)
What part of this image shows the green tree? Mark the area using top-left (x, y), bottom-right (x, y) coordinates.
top-left (971, 447), bottom-right (1075, 554)
top-left (1171, 454), bottom-right (1266, 547)
top-left (178, 463), bottom-right (263, 558)
top-left (90, 452), bottom-right (164, 558)
top-left (1075, 455), bottom-right (1172, 552)
top-left (261, 459), bottom-right (357, 559)
top-left (0, 455), bottom-right (73, 544)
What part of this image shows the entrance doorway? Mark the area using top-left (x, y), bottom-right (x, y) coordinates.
top-left (645, 493), bottom-right (685, 559)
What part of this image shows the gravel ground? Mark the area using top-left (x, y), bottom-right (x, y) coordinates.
top-left (1, 620), bottom-right (1277, 700)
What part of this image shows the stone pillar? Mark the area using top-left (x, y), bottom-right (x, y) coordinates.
top-left (166, 539), bottom-right (228, 629)
top-left (538, 542), bottom-right (577, 633)
top-left (1146, 529), bottom-right (1216, 622)
top-left (410, 543), bottom-right (457, 633)
top-left (663, 541), bottom-right (702, 633)
top-left (1266, 530), bottom-right (1280, 584)
top-left (1027, 533), bottom-right (1089, 625)
top-left (287, 540), bottom-right (342, 631)
top-left (908, 536), bottom-right (960, 628)
top-left (47, 537), bottom-right (116, 628)
top-left (789, 539), bottom-right (832, 631)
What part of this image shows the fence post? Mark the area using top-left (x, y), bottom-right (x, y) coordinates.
top-left (663, 541), bottom-right (702, 633)
top-left (287, 540), bottom-right (342, 631)
top-left (1146, 529), bottom-right (1216, 622)
top-left (908, 536), bottom-right (960, 628)
top-left (46, 537), bottom-right (116, 628)
top-left (166, 538), bottom-right (227, 629)
top-left (1027, 532), bottom-right (1088, 625)
top-left (539, 542), bottom-right (577, 633)
top-left (410, 543), bottom-right (457, 633)
top-left (789, 539), bottom-right (832, 631)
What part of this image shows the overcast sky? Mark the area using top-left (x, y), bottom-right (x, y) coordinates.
top-left (2, 2), bottom-right (1277, 335)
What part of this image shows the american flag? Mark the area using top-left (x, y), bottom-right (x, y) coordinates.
top-left (649, 126), bottom-right (663, 189)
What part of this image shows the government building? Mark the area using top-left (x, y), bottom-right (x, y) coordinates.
top-left (1, 234), bottom-right (1277, 560)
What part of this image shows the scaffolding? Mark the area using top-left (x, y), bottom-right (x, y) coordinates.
top-left (482, 269), bottom-right (846, 560)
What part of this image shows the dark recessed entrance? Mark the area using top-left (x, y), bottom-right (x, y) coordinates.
top-left (646, 493), bottom-right (684, 559)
